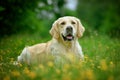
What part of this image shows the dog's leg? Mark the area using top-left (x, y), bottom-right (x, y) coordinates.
top-left (17, 47), bottom-right (31, 64)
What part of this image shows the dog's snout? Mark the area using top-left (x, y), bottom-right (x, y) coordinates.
top-left (66, 26), bottom-right (73, 33)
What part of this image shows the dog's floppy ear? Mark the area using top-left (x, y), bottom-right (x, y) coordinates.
top-left (76, 18), bottom-right (85, 38)
top-left (49, 20), bottom-right (59, 39)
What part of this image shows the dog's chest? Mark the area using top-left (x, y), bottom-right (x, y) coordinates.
top-left (50, 43), bottom-right (74, 56)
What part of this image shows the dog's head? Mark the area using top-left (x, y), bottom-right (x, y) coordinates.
top-left (50, 16), bottom-right (85, 41)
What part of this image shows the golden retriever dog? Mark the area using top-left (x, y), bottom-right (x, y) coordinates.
top-left (17, 16), bottom-right (85, 64)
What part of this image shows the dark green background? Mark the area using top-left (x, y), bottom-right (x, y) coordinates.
top-left (0, 0), bottom-right (120, 38)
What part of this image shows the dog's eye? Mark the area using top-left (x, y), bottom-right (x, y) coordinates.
top-left (61, 22), bottom-right (66, 25)
top-left (71, 21), bottom-right (76, 24)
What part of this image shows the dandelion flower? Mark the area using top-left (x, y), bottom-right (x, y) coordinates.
top-left (24, 67), bottom-right (36, 79)
top-left (81, 69), bottom-right (95, 80)
top-left (18, 63), bottom-right (22, 67)
top-left (110, 61), bottom-right (113, 65)
top-left (84, 55), bottom-right (88, 59)
top-left (110, 61), bottom-right (115, 69)
top-left (100, 59), bottom-right (108, 71)
top-left (39, 64), bottom-right (44, 70)
top-left (47, 61), bottom-right (54, 67)
top-left (10, 58), bottom-right (14, 63)
top-left (28, 72), bottom-right (36, 79)
top-left (56, 69), bottom-right (61, 74)
top-left (63, 64), bottom-right (70, 70)
top-left (63, 64), bottom-right (70, 73)
top-left (11, 70), bottom-right (20, 77)
top-left (108, 75), bottom-right (114, 80)
top-left (3, 76), bottom-right (10, 80)
top-left (24, 67), bottom-right (30, 74)
top-left (86, 70), bottom-right (94, 80)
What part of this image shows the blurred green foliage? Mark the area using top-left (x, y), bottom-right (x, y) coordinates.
top-left (0, 0), bottom-right (120, 38)
top-left (0, 0), bottom-right (65, 37)
top-left (77, 0), bottom-right (120, 38)
top-left (0, 0), bottom-right (39, 35)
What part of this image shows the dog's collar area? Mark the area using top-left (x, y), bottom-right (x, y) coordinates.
top-left (62, 34), bottom-right (74, 41)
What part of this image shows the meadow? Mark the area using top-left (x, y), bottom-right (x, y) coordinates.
top-left (0, 32), bottom-right (120, 80)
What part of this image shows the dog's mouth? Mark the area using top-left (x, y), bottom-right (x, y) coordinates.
top-left (62, 34), bottom-right (74, 41)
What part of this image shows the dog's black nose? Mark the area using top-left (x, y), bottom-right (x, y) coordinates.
top-left (66, 26), bottom-right (73, 33)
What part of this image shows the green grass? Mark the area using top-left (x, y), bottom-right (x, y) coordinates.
top-left (0, 32), bottom-right (120, 80)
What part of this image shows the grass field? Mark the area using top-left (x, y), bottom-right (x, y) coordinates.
top-left (0, 32), bottom-right (120, 80)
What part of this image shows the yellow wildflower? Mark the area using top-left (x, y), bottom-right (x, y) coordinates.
top-left (110, 61), bottom-right (115, 69)
top-left (84, 55), bottom-right (89, 63)
top-left (81, 69), bottom-right (95, 80)
top-left (10, 58), bottom-right (14, 63)
top-left (85, 69), bottom-right (95, 80)
top-left (84, 55), bottom-right (88, 59)
top-left (100, 59), bottom-right (108, 71)
top-left (47, 61), bottom-right (54, 67)
top-left (23, 67), bottom-right (36, 79)
top-left (39, 64), bottom-right (44, 69)
top-left (62, 75), bottom-right (71, 80)
top-left (18, 63), bottom-right (22, 67)
top-left (24, 67), bottom-right (30, 74)
top-left (110, 61), bottom-right (113, 65)
top-left (108, 75), bottom-right (114, 80)
top-left (64, 64), bottom-right (70, 69)
top-left (11, 70), bottom-right (20, 77)
top-left (28, 71), bottom-right (36, 79)
top-left (3, 76), bottom-right (10, 80)
top-left (56, 69), bottom-right (61, 74)
top-left (63, 64), bottom-right (70, 73)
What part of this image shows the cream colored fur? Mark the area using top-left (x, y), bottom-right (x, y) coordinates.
top-left (17, 16), bottom-right (85, 64)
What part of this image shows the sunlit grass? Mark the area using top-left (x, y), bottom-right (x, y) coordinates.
top-left (0, 32), bottom-right (120, 80)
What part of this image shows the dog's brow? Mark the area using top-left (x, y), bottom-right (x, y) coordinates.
top-left (71, 20), bottom-right (76, 24)
top-left (60, 21), bottom-right (66, 25)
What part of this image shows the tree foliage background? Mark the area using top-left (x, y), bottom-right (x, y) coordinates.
top-left (77, 0), bottom-right (120, 38)
top-left (0, 0), bottom-right (120, 38)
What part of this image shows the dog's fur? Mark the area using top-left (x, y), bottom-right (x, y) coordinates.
top-left (17, 16), bottom-right (85, 64)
